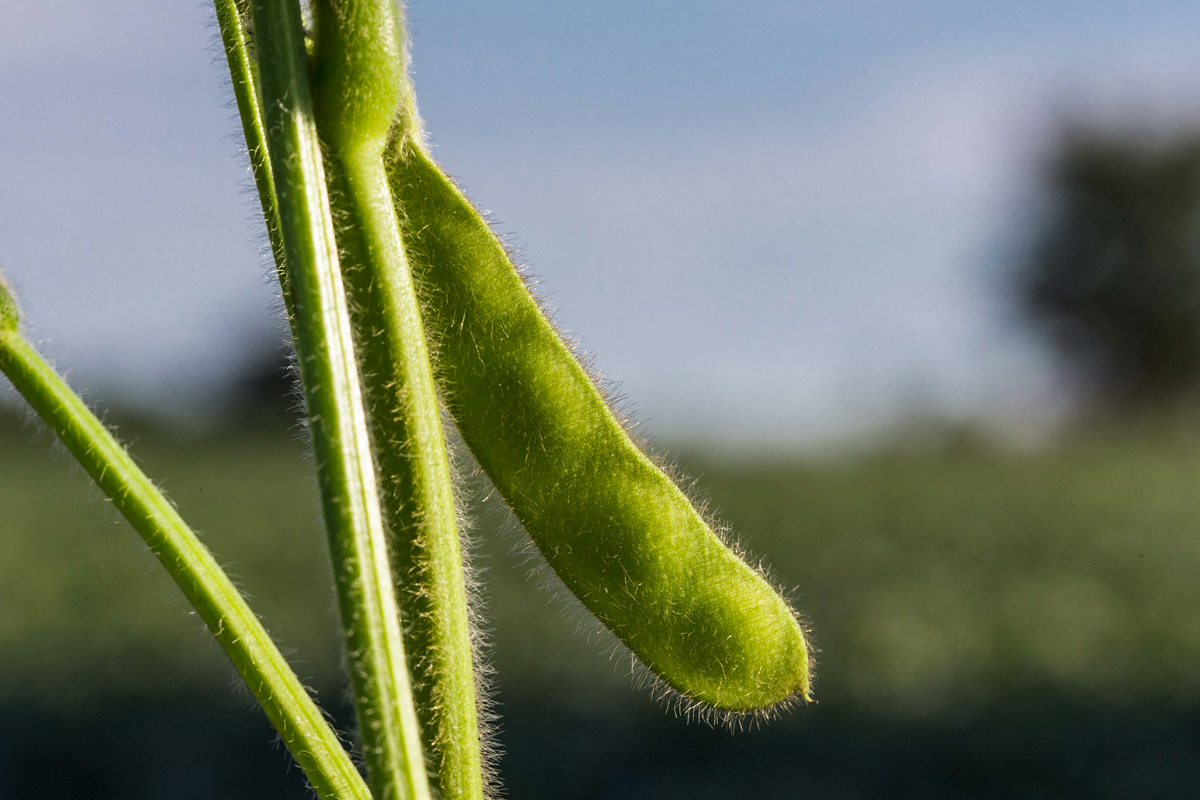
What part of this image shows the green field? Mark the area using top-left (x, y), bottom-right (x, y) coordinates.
top-left (4, 412), bottom-right (1199, 709)
top-left (3, 410), bottom-right (1199, 796)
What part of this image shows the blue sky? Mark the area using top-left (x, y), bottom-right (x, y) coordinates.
top-left (5, 1), bottom-right (1200, 447)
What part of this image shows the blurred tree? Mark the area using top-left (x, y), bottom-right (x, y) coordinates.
top-left (1020, 127), bottom-right (1200, 407)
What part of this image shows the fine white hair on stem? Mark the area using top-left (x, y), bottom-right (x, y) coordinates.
top-left (441, 416), bottom-right (504, 799)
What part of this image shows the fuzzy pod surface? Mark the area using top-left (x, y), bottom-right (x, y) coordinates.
top-left (386, 142), bottom-right (811, 713)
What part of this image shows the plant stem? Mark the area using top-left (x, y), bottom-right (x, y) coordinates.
top-left (212, 0), bottom-right (291, 316)
top-left (327, 148), bottom-right (484, 800)
top-left (0, 325), bottom-right (370, 800)
top-left (248, 0), bottom-right (430, 797)
top-left (0, 273), bottom-right (17, 333)
top-left (309, 1), bottom-right (483, 796)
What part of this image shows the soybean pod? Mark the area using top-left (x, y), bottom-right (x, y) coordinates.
top-left (385, 139), bottom-right (812, 713)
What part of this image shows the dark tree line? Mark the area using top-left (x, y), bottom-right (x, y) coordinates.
top-left (1020, 127), bottom-right (1200, 408)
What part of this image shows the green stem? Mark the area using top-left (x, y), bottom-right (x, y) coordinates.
top-left (248, 1), bottom-right (430, 797)
top-left (212, 0), bottom-right (292, 316)
top-left (327, 147), bottom-right (484, 800)
top-left (309, 2), bottom-right (483, 796)
top-left (0, 326), bottom-right (369, 800)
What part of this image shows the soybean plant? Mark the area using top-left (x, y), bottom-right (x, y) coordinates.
top-left (0, 0), bottom-right (814, 798)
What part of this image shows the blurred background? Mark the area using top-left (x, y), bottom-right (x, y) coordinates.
top-left (4, 1), bottom-right (1200, 797)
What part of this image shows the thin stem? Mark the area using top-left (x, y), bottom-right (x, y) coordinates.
top-left (309, 1), bottom-right (483, 796)
top-left (327, 148), bottom-right (484, 800)
top-left (0, 325), bottom-right (370, 800)
top-left (248, 0), bottom-right (430, 798)
top-left (212, 0), bottom-right (292, 317)
top-left (0, 273), bottom-right (17, 333)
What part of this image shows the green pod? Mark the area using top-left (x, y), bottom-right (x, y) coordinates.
top-left (386, 141), bottom-right (811, 712)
